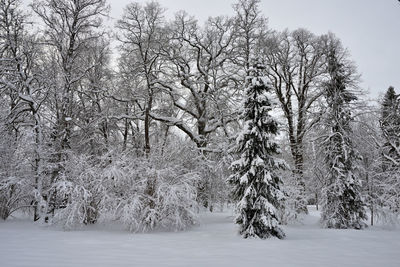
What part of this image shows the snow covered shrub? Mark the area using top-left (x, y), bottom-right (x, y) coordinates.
top-left (370, 170), bottom-right (400, 227)
top-left (154, 137), bottom-right (227, 213)
top-left (0, 130), bottom-right (19, 220)
top-left (118, 165), bottom-right (198, 232)
top-left (0, 120), bottom-right (36, 220)
top-left (106, 149), bottom-right (200, 232)
top-left (50, 141), bottom-right (200, 232)
top-left (373, 207), bottom-right (400, 228)
top-left (51, 154), bottom-right (104, 229)
top-left (0, 177), bottom-right (28, 220)
top-left (52, 181), bottom-right (96, 228)
top-left (196, 156), bottom-right (230, 212)
top-left (162, 138), bottom-right (232, 212)
top-left (277, 170), bottom-right (306, 224)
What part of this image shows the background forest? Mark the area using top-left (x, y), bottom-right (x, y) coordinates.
top-left (0, 0), bottom-right (399, 233)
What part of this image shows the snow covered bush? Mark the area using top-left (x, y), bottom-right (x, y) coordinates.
top-left (51, 181), bottom-right (98, 228)
top-left (372, 169), bottom-right (400, 227)
top-left (109, 158), bottom-right (199, 232)
top-left (277, 170), bottom-right (306, 225)
top-left (105, 143), bottom-right (200, 232)
top-left (195, 153), bottom-right (231, 212)
top-left (51, 143), bottom-right (199, 232)
top-left (0, 177), bottom-right (29, 220)
top-left (51, 154), bottom-right (104, 228)
top-left (0, 116), bottom-right (36, 220)
top-left (0, 127), bottom-right (19, 220)
top-left (373, 207), bottom-right (400, 227)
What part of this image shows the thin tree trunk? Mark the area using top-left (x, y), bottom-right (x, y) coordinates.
top-left (33, 112), bottom-right (45, 222)
top-left (160, 125), bottom-right (170, 156)
top-left (144, 100), bottom-right (152, 156)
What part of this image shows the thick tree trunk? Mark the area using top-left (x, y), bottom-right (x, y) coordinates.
top-left (288, 124), bottom-right (308, 214)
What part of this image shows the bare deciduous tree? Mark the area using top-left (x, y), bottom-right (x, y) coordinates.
top-left (116, 1), bottom-right (165, 156)
top-left (264, 29), bottom-right (328, 213)
top-left (32, 0), bottom-right (109, 158)
top-left (153, 13), bottom-right (239, 150)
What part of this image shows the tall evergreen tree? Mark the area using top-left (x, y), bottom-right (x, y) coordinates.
top-left (229, 61), bottom-right (285, 239)
top-left (379, 86), bottom-right (400, 211)
top-left (321, 46), bottom-right (367, 229)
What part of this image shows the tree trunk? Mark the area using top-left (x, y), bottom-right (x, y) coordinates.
top-left (144, 99), bottom-right (152, 157)
top-left (33, 112), bottom-right (45, 222)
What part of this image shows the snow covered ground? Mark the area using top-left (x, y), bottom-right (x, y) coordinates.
top-left (1, 206), bottom-right (399, 267)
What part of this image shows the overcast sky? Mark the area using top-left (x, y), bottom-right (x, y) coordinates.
top-left (105, 0), bottom-right (399, 101)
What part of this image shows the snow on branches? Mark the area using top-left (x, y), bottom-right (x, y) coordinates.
top-left (229, 61), bottom-right (285, 239)
top-left (51, 145), bottom-right (199, 232)
top-left (320, 44), bottom-right (367, 229)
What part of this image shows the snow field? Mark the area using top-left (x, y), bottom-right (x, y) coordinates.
top-left (0, 206), bottom-right (399, 267)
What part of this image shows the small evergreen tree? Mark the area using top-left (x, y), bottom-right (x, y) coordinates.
top-left (381, 87), bottom-right (397, 121)
top-left (229, 61), bottom-right (285, 239)
top-left (380, 87), bottom-right (400, 167)
top-left (321, 46), bottom-right (367, 229)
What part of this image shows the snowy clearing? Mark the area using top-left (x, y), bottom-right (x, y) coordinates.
top-left (1, 206), bottom-right (399, 267)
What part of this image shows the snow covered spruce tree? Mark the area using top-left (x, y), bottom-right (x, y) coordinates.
top-left (379, 86), bottom-right (400, 212)
top-left (229, 61), bottom-right (285, 239)
top-left (380, 86), bottom-right (400, 168)
top-left (320, 42), bottom-right (367, 229)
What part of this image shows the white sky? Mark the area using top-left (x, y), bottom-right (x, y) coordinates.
top-left (107, 0), bottom-right (400, 101)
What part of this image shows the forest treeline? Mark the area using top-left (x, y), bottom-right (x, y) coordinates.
top-left (0, 0), bottom-right (399, 236)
